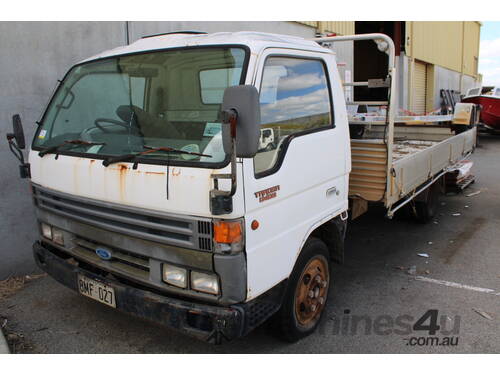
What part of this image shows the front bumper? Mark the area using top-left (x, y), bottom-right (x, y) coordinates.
top-left (33, 241), bottom-right (285, 344)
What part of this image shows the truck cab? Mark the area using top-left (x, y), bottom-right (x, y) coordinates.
top-left (8, 32), bottom-right (350, 343)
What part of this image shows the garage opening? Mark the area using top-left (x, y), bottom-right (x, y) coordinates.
top-left (412, 60), bottom-right (428, 114)
top-left (353, 21), bottom-right (404, 102)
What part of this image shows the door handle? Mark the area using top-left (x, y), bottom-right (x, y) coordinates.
top-left (326, 186), bottom-right (340, 197)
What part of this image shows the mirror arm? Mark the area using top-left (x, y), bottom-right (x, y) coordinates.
top-left (210, 109), bottom-right (238, 215)
top-left (7, 138), bottom-right (31, 179)
top-left (8, 138), bottom-right (25, 164)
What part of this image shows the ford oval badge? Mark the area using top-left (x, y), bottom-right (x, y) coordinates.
top-left (95, 247), bottom-right (112, 260)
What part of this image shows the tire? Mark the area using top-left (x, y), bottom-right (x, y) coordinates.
top-left (350, 124), bottom-right (365, 139)
top-left (274, 238), bottom-right (330, 342)
top-left (411, 182), bottom-right (440, 223)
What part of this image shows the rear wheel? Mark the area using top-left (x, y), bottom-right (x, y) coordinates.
top-left (275, 238), bottom-right (330, 342)
top-left (411, 182), bottom-right (440, 223)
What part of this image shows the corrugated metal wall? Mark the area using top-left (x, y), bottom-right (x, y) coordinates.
top-left (412, 60), bottom-right (428, 114)
top-left (408, 21), bottom-right (463, 72)
top-left (296, 21), bottom-right (318, 28)
top-left (406, 21), bottom-right (480, 78)
top-left (297, 21), bottom-right (480, 77)
top-left (295, 21), bottom-right (355, 35)
top-left (318, 21), bottom-right (355, 35)
top-left (463, 22), bottom-right (481, 77)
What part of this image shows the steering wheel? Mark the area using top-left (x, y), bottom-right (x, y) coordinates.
top-left (94, 118), bottom-right (131, 133)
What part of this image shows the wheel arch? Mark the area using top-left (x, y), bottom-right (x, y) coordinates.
top-left (298, 212), bottom-right (348, 266)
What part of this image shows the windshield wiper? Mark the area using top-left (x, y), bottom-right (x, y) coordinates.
top-left (39, 139), bottom-right (106, 157)
top-left (102, 146), bottom-right (212, 167)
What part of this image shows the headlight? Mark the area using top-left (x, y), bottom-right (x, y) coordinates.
top-left (162, 264), bottom-right (187, 288)
top-left (41, 223), bottom-right (52, 239)
top-left (191, 271), bottom-right (219, 295)
top-left (52, 228), bottom-right (64, 246)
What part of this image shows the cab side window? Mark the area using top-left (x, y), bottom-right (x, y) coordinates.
top-left (254, 56), bottom-right (332, 175)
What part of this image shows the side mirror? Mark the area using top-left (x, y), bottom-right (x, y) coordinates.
top-left (210, 86), bottom-right (260, 215)
top-left (221, 85), bottom-right (261, 158)
top-left (9, 114), bottom-right (26, 150)
top-left (6, 114), bottom-right (30, 178)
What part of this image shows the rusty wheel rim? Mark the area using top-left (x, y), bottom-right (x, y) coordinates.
top-left (294, 256), bottom-right (329, 326)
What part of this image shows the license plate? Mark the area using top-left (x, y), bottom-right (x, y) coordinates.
top-left (77, 274), bottom-right (116, 308)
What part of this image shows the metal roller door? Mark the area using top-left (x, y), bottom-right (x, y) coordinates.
top-left (412, 60), bottom-right (427, 114)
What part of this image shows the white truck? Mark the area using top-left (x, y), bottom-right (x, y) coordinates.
top-left (6, 31), bottom-right (477, 344)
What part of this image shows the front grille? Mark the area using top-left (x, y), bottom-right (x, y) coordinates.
top-left (73, 237), bottom-right (150, 281)
top-left (77, 238), bottom-right (149, 271)
top-left (198, 221), bottom-right (211, 235)
top-left (33, 184), bottom-right (213, 251)
top-left (197, 221), bottom-right (213, 251)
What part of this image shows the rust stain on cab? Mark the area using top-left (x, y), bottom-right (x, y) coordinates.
top-left (118, 164), bottom-right (128, 201)
top-left (88, 160), bottom-right (95, 187)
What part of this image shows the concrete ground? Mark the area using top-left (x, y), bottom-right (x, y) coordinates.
top-left (0, 135), bottom-right (499, 354)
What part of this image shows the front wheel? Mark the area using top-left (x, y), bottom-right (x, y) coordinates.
top-left (275, 238), bottom-right (330, 342)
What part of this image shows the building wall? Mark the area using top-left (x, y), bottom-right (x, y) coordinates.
top-left (129, 21), bottom-right (316, 41)
top-left (318, 21), bottom-right (355, 36)
top-left (296, 21), bottom-right (318, 29)
top-left (0, 21), bottom-right (316, 279)
top-left (462, 22), bottom-right (481, 77)
top-left (417, 65), bottom-right (481, 112)
top-left (406, 21), bottom-right (481, 78)
top-left (407, 21), bottom-right (464, 73)
top-left (295, 21), bottom-right (355, 36)
top-left (405, 21), bottom-right (481, 112)
top-left (0, 21), bottom-right (127, 279)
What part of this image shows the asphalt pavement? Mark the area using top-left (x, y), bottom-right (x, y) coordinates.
top-left (0, 135), bottom-right (499, 353)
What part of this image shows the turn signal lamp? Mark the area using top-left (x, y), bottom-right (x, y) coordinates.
top-left (213, 219), bottom-right (244, 254)
top-left (213, 221), bottom-right (242, 243)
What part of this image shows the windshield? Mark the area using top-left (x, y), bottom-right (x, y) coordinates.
top-left (33, 47), bottom-right (248, 166)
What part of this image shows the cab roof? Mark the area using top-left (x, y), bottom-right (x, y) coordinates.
top-left (80, 31), bottom-right (331, 63)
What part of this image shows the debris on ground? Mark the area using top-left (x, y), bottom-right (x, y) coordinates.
top-left (407, 265), bottom-right (417, 275)
top-left (0, 273), bottom-right (47, 300)
top-left (417, 253), bottom-right (430, 258)
top-left (452, 213), bottom-right (461, 216)
top-left (473, 308), bottom-right (494, 321)
top-left (445, 160), bottom-right (475, 192)
top-left (466, 190), bottom-right (482, 197)
top-left (424, 270), bottom-right (430, 275)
